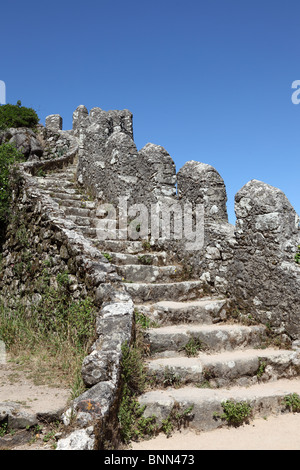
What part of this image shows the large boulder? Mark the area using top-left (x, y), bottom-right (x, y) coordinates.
top-left (0, 128), bottom-right (43, 160)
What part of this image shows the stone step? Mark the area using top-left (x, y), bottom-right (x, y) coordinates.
top-left (92, 227), bottom-right (129, 241)
top-left (135, 298), bottom-right (228, 326)
top-left (101, 251), bottom-right (168, 266)
top-left (144, 323), bottom-right (267, 356)
top-left (81, 227), bottom-right (134, 240)
top-left (138, 378), bottom-right (300, 432)
top-left (42, 189), bottom-right (83, 200)
top-left (36, 177), bottom-right (75, 189)
top-left (146, 348), bottom-right (300, 388)
top-left (52, 198), bottom-right (96, 209)
top-left (48, 173), bottom-right (76, 181)
top-left (89, 239), bottom-right (146, 254)
top-left (68, 215), bottom-right (96, 227)
top-left (64, 207), bottom-right (96, 218)
top-left (117, 264), bottom-right (182, 283)
top-left (124, 280), bottom-right (205, 303)
top-left (79, 226), bottom-right (98, 238)
top-left (50, 168), bottom-right (77, 177)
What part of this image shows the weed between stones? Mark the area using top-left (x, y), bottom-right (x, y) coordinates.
top-left (214, 400), bottom-right (253, 427)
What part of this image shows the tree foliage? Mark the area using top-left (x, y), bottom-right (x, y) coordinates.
top-left (0, 101), bottom-right (39, 130)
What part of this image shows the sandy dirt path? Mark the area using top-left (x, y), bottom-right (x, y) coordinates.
top-left (129, 412), bottom-right (300, 451)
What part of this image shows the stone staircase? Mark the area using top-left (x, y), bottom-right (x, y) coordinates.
top-left (36, 163), bottom-right (300, 436)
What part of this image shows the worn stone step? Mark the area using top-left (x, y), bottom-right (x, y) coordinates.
top-left (92, 227), bottom-right (129, 241)
top-left (117, 264), bottom-right (182, 283)
top-left (80, 227), bottom-right (134, 240)
top-left (42, 189), bottom-right (83, 200)
top-left (53, 198), bottom-right (96, 209)
top-left (135, 298), bottom-right (228, 326)
top-left (145, 323), bottom-right (267, 356)
top-left (100, 251), bottom-right (168, 266)
top-left (89, 239), bottom-right (146, 254)
top-left (138, 378), bottom-right (300, 432)
top-left (36, 177), bottom-right (75, 189)
top-left (124, 280), bottom-right (205, 303)
top-left (146, 348), bottom-right (300, 388)
top-left (79, 226), bottom-right (98, 238)
top-left (50, 168), bottom-right (77, 177)
top-left (64, 207), bottom-right (96, 218)
top-left (68, 215), bottom-right (96, 227)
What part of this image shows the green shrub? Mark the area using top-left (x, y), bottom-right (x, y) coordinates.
top-left (0, 101), bottom-right (39, 130)
top-left (283, 393), bottom-right (300, 412)
top-left (218, 400), bottom-right (253, 426)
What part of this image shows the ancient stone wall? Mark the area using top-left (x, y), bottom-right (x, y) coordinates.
top-left (0, 127), bottom-right (135, 448)
top-left (175, 160), bottom-right (235, 294)
top-left (229, 179), bottom-right (300, 340)
top-left (73, 105), bottom-right (177, 209)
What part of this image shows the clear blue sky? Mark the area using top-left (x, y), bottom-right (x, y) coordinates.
top-left (1, 0), bottom-right (300, 224)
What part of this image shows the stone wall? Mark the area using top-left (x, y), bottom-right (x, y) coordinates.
top-left (229, 179), bottom-right (300, 340)
top-left (74, 105), bottom-right (177, 209)
top-left (0, 126), bottom-right (135, 448)
top-left (175, 160), bottom-right (236, 294)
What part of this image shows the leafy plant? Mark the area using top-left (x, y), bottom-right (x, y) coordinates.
top-left (256, 358), bottom-right (267, 378)
top-left (135, 310), bottom-right (158, 329)
top-left (102, 252), bottom-right (113, 263)
top-left (56, 270), bottom-right (70, 287)
top-left (0, 422), bottom-right (7, 437)
top-left (283, 393), bottom-right (300, 413)
top-left (215, 400), bottom-right (253, 426)
top-left (162, 367), bottom-right (182, 388)
top-left (183, 337), bottom-right (206, 357)
top-left (295, 245), bottom-right (300, 264)
top-left (142, 240), bottom-right (151, 251)
top-left (138, 255), bottom-right (153, 265)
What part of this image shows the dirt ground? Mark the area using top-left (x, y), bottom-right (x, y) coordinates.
top-left (129, 412), bottom-right (300, 451)
top-left (0, 361), bottom-right (70, 416)
top-left (0, 358), bottom-right (71, 450)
